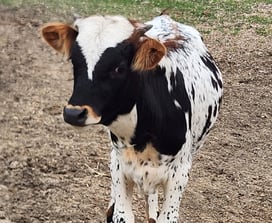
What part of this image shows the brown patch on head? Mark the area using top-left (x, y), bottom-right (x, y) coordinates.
top-left (41, 22), bottom-right (78, 57)
top-left (126, 22), bottom-right (166, 71)
top-left (163, 36), bottom-right (186, 50)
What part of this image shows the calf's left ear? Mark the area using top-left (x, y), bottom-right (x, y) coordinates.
top-left (132, 38), bottom-right (166, 71)
top-left (41, 22), bottom-right (78, 57)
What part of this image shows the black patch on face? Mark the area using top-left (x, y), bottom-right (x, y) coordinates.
top-left (131, 67), bottom-right (191, 156)
top-left (201, 54), bottom-right (222, 89)
top-left (93, 43), bottom-right (141, 125)
top-left (69, 41), bottom-right (94, 106)
top-left (69, 41), bottom-right (140, 125)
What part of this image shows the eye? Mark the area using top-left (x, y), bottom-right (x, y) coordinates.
top-left (114, 67), bottom-right (121, 73)
top-left (113, 66), bottom-right (125, 74)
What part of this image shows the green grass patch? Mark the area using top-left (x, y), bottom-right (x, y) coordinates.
top-left (0, 0), bottom-right (271, 36)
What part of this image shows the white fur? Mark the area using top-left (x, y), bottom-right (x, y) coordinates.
top-left (74, 15), bottom-right (134, 80)
top-left (109, 106), bottom-right (137, 145)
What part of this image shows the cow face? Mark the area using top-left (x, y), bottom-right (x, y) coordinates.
top-left (41, 15), bottom-right (166, 126)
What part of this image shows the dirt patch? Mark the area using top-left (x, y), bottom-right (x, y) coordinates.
top-left (0, 5), bottom-right (271, 223)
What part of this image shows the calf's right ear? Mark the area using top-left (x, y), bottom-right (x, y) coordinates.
top-left (41, 23), bottom-right (78, 57)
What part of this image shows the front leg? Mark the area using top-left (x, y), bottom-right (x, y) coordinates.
top-left (107, 149), bottom-right (134, 223)
top-left (158, 156), bottom-right (192, 223)
top-left (145, 192), bottom-right (159, 222)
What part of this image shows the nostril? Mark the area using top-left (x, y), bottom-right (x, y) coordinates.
top-left (63, 107), bottom-right (88, 126)
top-left (78, 108), bottom-right (87, 120)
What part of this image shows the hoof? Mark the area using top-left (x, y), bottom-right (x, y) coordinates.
top-left (106, 203), bottom-right (115, 223)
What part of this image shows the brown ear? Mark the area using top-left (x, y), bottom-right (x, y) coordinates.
top-left (132, 38), bottom-right (166, 71)
top-left (41, 22), bottom-right (78, 57)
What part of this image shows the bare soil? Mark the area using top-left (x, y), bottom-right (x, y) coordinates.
top-left (0, 5), bottom-right (271, 223)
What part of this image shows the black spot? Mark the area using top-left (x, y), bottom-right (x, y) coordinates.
top-left (110, 131), bottom-right (118, 143)
top-left (158, 154), bottom-right (162, 160)
top-left (211, 76), bottom-right (218, 90)
top-left (134, 143), bottom-right (146, 152)
top-left (170, 70), bottom-right (176, 89)
top-left (106, 203), bottom-right (115, 223)
top-left (200, 54), bottom-right (222, 89)
top-left (198, 105), bottom-right (213, 141)
top-left (178, 185), bottom-right (182, 191)
top-left (191, 84), bottom-right (195, 101)
top-left (218, 96), bottom-right (223, 110)
top-left (167, 211), bottom-right (170, 220)
top-left (213, 103), bottom-right (218, 117)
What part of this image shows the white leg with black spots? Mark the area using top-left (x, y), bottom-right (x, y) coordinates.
top-left (145, 191), bottom-right (159, 222)
top-left (109, 149), bottom-right (135, 223)
top-left (158, 155), bottom-right (192, 223)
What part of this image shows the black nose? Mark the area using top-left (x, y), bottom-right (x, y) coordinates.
top-left (63, 107), bottom-right (87, 126)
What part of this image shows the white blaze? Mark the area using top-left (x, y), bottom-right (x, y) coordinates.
top-left (74, 15), bottom-right (134, 80)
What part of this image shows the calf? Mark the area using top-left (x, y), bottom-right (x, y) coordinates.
top-left (41, 14), bottom-right (223, 223)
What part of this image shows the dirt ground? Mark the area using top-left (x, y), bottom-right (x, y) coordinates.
top-left (0, 4), bottom-right (271, 223)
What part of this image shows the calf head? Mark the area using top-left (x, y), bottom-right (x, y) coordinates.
top-left (41, 15), bottom-right (166, 126)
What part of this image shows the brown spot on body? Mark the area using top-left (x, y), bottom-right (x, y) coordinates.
top-left (122, 144), bottom-right (160, 167)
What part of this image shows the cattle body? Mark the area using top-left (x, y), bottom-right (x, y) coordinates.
top-left (41, 14), bottom-right (223, 223)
